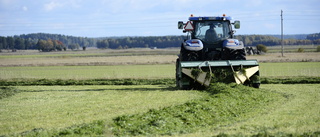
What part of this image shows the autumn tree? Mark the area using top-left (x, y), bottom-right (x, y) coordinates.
top-left (36, 39), bottom-right (65, 52)
top-left (256, 44), bottom-right (268, 53)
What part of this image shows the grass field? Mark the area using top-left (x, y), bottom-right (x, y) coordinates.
top-left (0, 65), bottom-right (174, 80)
top-left (0, 85), bottom-right (206, 135)
top-left (266, 45), bottom-right (318, 53)
top-left (259, 62), bottom-right (320, 77)
top-left (186, 84), bottom-right (320, 136)
top-left (0, 49), bottom-right (319, 136)
top-left (0, 84), bottom-right (319, 136)
top-left (0, 62), bottom-right (319, 80)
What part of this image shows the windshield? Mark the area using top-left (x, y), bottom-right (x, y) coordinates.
top-left (192, 21), bottom-right (232, 43)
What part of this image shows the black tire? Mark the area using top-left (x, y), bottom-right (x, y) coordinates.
top-left (180, 44), bottom-right (200, 61)
top-left (175, 59), bottom-right (181, 88)
top-left (186, 52), bottom-right (199, 61)
top-left (233, 49), bottom-right (246, 60)
top-left (222, 48), bottom-right (246, 60)
top-left (252, 83), bottom-right (260, 88)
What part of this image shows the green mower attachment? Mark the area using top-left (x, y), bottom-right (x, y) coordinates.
top-left (176, 60), bottom-right (260, 89)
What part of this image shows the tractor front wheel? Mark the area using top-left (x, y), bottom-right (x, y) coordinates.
top-left (252, 83), bottom-right (260, 88)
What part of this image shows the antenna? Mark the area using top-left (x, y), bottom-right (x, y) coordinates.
top-left (281, 10), bottom-right (284, 57)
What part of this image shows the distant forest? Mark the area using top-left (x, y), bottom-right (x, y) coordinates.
top-left (0, 32), bottom-right (320, 51)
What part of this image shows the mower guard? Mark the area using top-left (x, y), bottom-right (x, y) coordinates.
top-left (178, 60), bottom-right (259, 86)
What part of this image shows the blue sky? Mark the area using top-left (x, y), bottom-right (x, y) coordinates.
top-left (0, 0), bottom-right (319, 37)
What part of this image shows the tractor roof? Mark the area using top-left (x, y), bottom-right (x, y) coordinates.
top-left (189, 15), bottom-right (232, 21)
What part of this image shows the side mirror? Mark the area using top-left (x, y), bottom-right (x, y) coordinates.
top-left (234, 20), bottom-right (240, 29)
top-left (178, 21), bottom-right (184, 29)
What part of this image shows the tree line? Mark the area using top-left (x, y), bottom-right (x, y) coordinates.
top-left (235, 35), bottom-right (320, 46)
top-left (0, 33), bottom-right (96, 51)
top-left (94, 33), bottom-right (320, 49)
top-left (0, 32), bottom-right (319, 51)
top-left (96, 36), bottom-right (185, 49)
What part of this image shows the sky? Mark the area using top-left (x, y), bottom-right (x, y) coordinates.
top-left (0, 0), bottom-right (319, 37)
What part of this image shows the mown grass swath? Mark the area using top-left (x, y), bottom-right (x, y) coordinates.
top-left (1, 77), bottom-right (319, 86)
top-left (1, 85), bottom-right (204, 136)
top-left (17, 120), bottom-right (105, 137)
top-left (111, 83), bottom-right (284, 136)
top-left (4, 84), bottom-right (320, 137)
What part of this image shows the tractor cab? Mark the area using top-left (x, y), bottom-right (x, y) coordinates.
top-left (178, 14), bottom-right (244, 61)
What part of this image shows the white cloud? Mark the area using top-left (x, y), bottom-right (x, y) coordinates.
top-left (44, 1), bottom-right (64, 11)
top-left (22, 6), bottom-right (28, 11)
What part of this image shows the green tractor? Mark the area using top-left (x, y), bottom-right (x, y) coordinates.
top-left (176, 14), bottom-right (260, 89)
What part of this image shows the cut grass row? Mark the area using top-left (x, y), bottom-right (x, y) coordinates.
top-left (0, 77), bottom-right (320, 87)
top-left (0, 85), bottom-right (206, 136)
top-left (111, 83), bottom-right (284, 136)
top-left (1, 84), bottom-right (319, 136)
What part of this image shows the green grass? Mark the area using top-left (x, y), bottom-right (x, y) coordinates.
top-left (0, 78), bottom-right (175, 86)
top-left (0, 77), bottom-right (319, 87)
top-left (261, 76), bottom-right (320, 84)
top-left (0, 87), bottom-right (20, 99)
top-left (111, 83), bottom-right (284, 136)
top-left (259, 62), bottom-right (320, 77)
top-left (0, 85), bottom-right (205, 136)
top-left (186, 84), bottom-right (320, 136)
top-left (0, 62), bottom-right (319, 80)
top-left (0, 64), bottom-right (175, 80)
top-left (267, 45), bottom-right (318, 53)
top-left (2, 84), bottom-right (319, 136)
